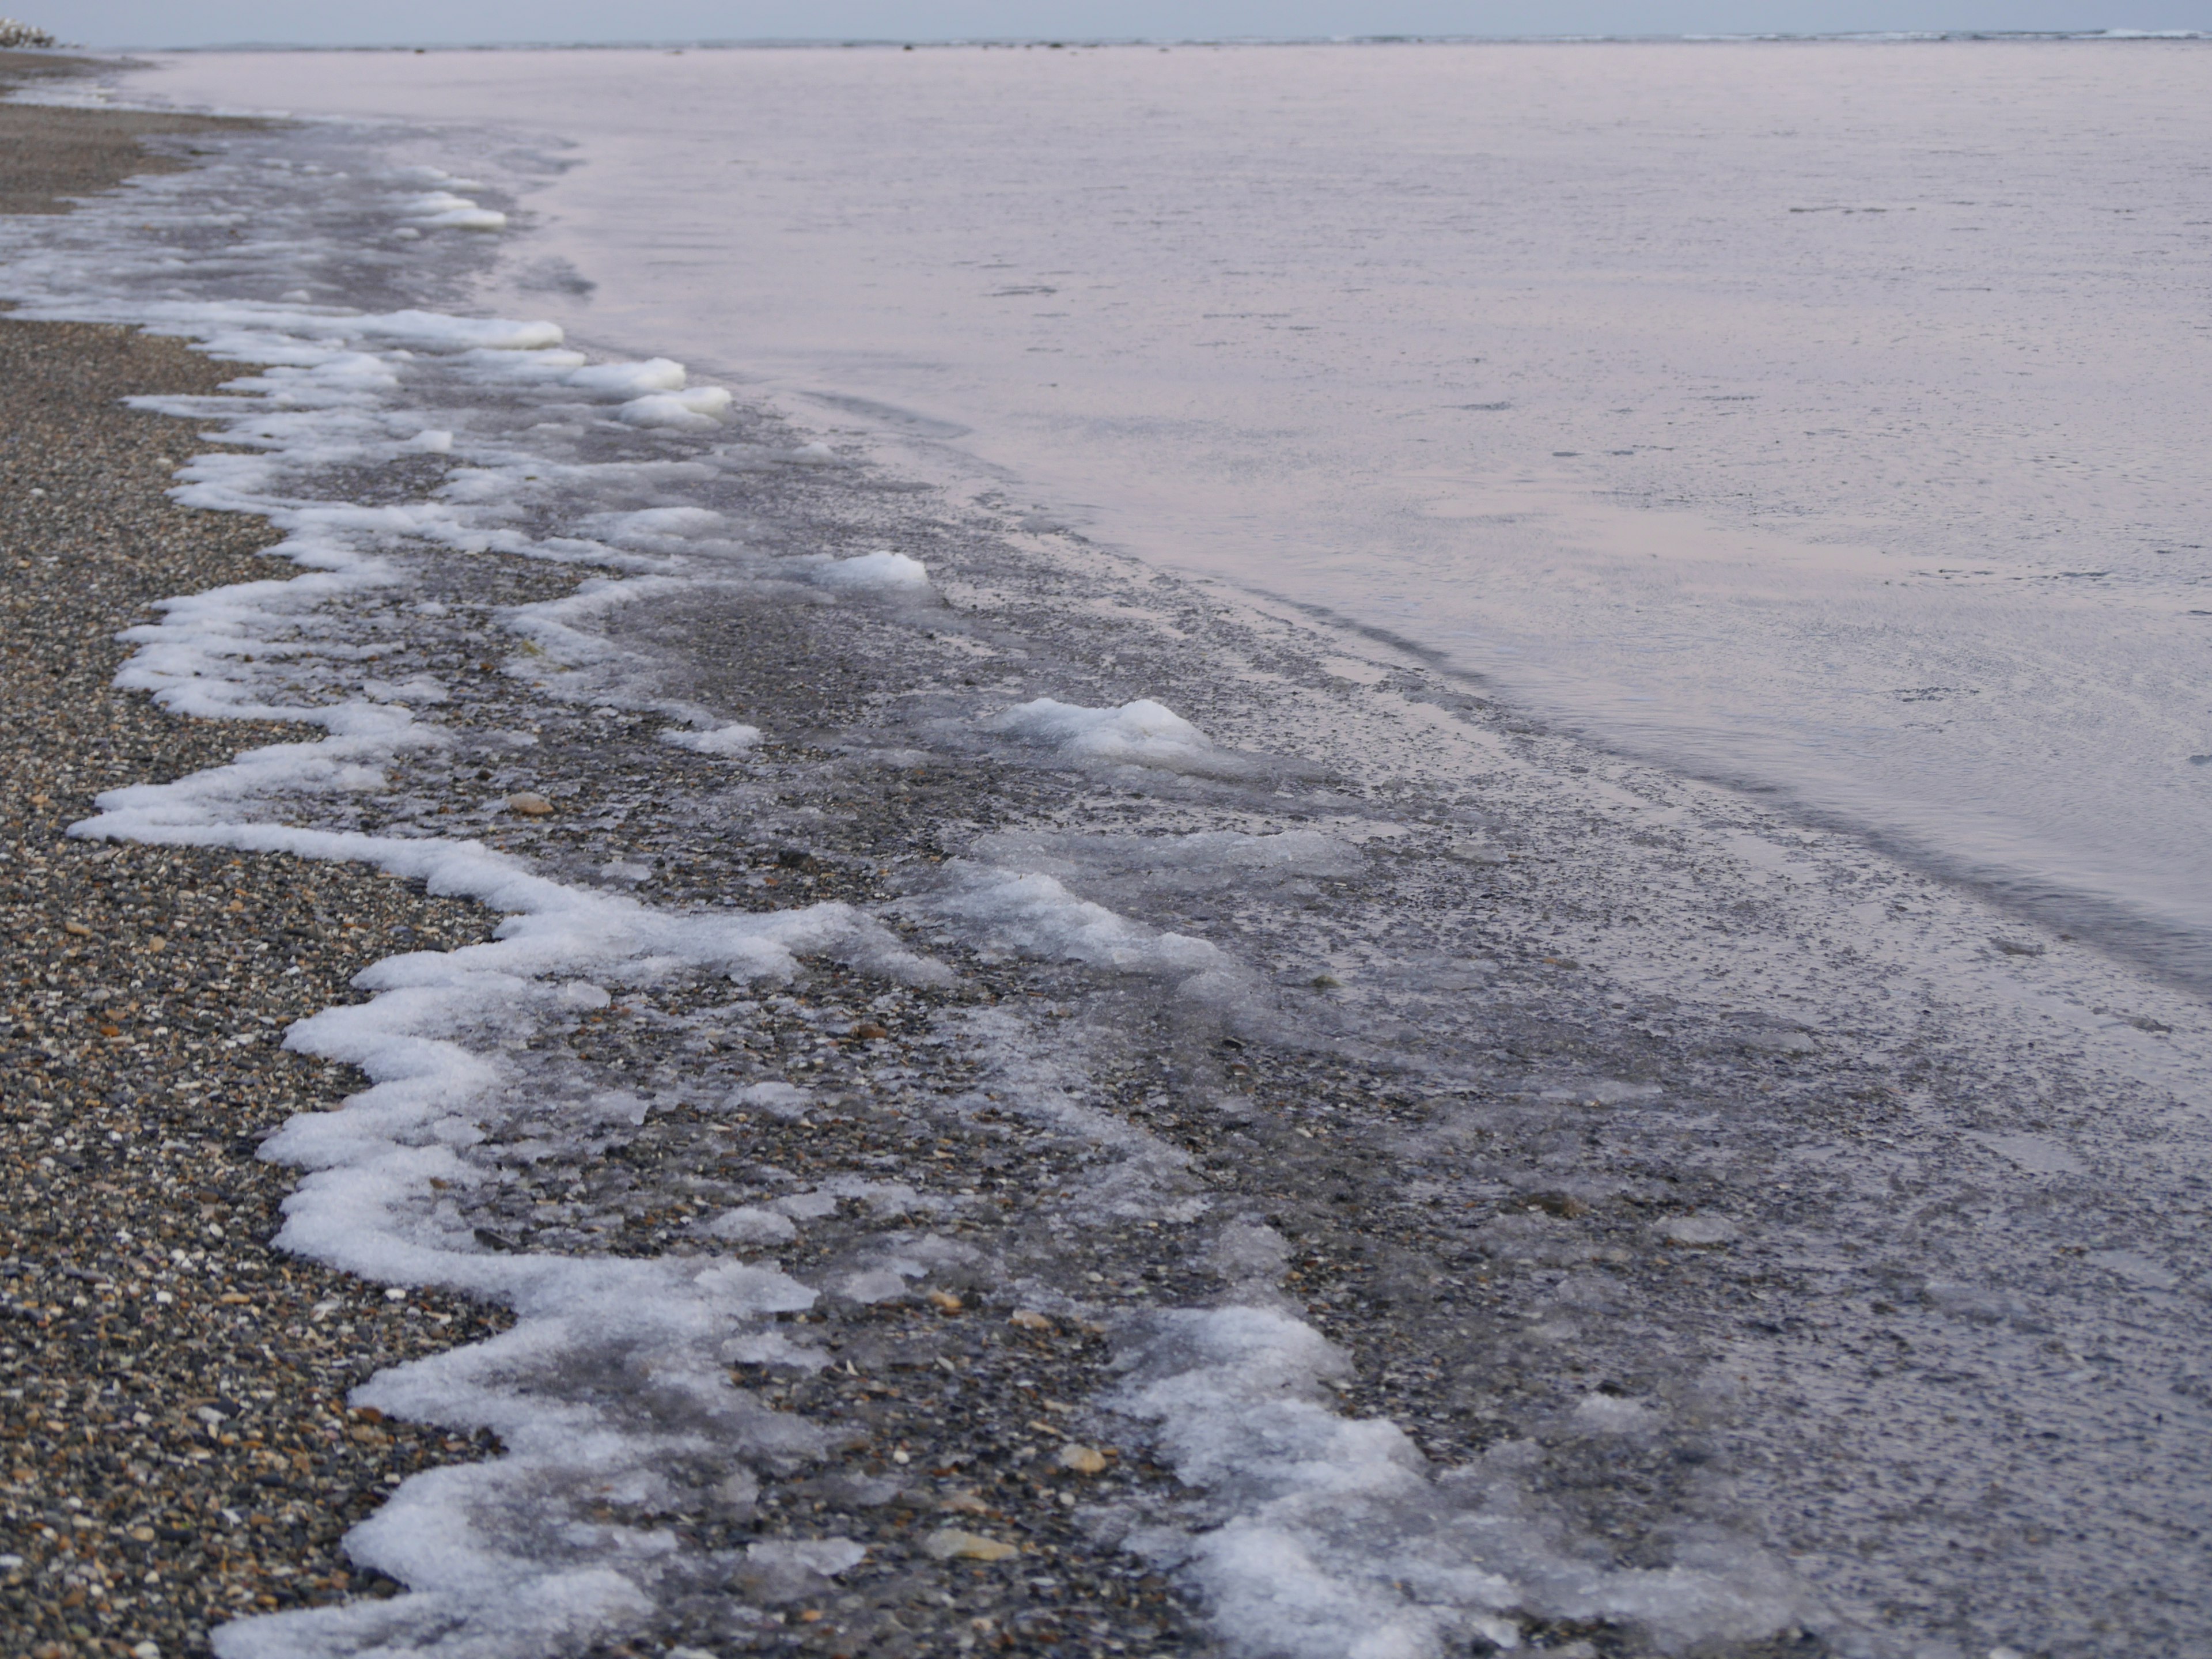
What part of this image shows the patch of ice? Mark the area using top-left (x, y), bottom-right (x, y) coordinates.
top-left (586, 506), bottom-right (729, 546)
top-left (734, 1080), bottom-right (814, 1120)
top-left (1569, 1394), bottom-right (1656, 1434)
top-left (399, 190), bottom-right (507, 232)
top-left (661, 722), bottom-right (762, 756)
top-left (362, 675), bottom-right (449, 706)
top-left (1658, 1214), bottom-right (1738, 1247)
top-left (1111, 1236), bottom-right (1809, 1658)
top-left (986, 695), bottom-right (1221, 771)
top-left (699, 1207), bottom-right (798, 1245)
top-left (618, 387), bottom-right (732, 430)
top-left (924, 862), bottom-right (1226, 980)
top-left (744, 1537), bottom-right (866, 1577)
top-left (808, 548), bottom-right (931, 593)
top-left (838, 1267), bottom-right (921, 1305)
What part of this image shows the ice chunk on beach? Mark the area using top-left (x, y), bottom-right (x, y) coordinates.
top-left (661, 723), bottom-right (761, 756)
top-left (584, 506), bottom-right (729, 547)
top-left (987, 696), bottom-right (1217, 770)
top-left (810, 550), bottom-right (930, 593)
top-left (617, 387), bottom-right (732, 430)
top-left (747, 1537), bottom-right (866, 1577)
top-left (398, 190), bottom-right (509, 231)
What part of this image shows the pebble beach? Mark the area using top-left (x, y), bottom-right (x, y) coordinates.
top-left (3, 41), bottom-right (2210, 1659)
top-left (1, 60), bottom-right (511, 1658)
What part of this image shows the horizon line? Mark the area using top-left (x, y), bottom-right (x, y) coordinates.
top-left (39, 28), bottom-right (2212, 55)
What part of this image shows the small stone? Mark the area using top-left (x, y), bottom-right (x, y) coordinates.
top-left (63, 919), bottom-right (92, 937)
top-left (922, 1527), bottom-right (1019, 1562)
top-left (132, 1643), bottom-right (162, 1659)
top-left (1008, 1309), bottom-right (1052, 1330)
top-left (505, 791), bottom-right (555, 816)
top-left (853, 1022), bottom-right (889, 1040)
top-left (937, 1488), bottom-right (990, 1514)
top-left (925, 1289), bottom-right (963, 1313)
top-left (1055, 1444), bottom-right (1108, 1475)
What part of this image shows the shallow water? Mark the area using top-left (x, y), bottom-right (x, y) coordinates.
top-left (123, 37), bottom-right (2212, 988)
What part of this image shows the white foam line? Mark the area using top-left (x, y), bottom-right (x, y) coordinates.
top-left (1109, 1245), bottom-right (1812, 1659)
top-left (76, 774), bottom-right (942, 1659)
top-left (0, 279), bottom-right (943, 1652)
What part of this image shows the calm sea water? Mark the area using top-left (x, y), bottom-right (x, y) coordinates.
top-left (136, 39), bottom-right (2212, 986)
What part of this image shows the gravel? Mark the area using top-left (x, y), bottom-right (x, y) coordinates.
top-left (0, 52), bottom-right (261, 218)
top-left (0, 312), bottom-right (509, 1654)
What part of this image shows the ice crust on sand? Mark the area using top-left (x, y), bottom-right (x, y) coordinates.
top-left (922, 863), bottom-right (1228, 980)
top-left (660, 721), bottom-right (762, 755)
top-left (1113, 1274), bottom-right (1808, 1659)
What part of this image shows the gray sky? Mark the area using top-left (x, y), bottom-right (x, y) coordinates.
top-left (46, 3), bottom-right (2212, 50)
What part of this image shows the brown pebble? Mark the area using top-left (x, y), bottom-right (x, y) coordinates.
top-left (922, 1527), bottom-right (1019, 1562)
top-left (1056, 1444), bottom-right (1108, 1475)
